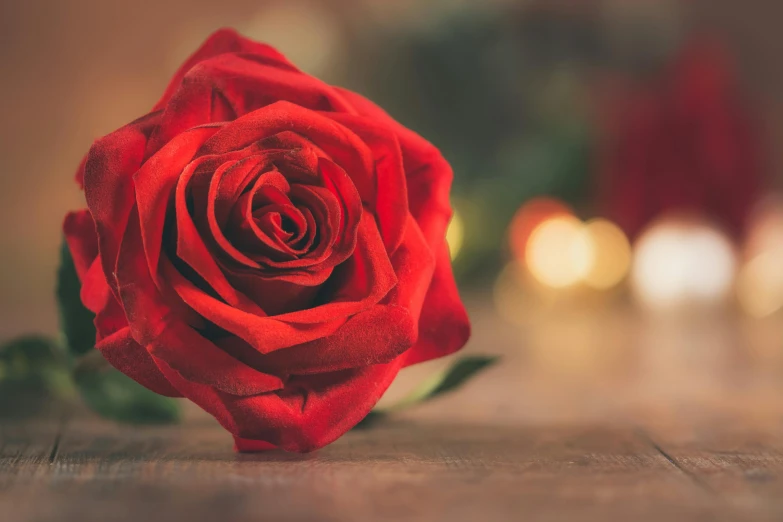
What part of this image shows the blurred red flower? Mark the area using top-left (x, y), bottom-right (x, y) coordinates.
top-left (597, 38), bottom-right (765, 240)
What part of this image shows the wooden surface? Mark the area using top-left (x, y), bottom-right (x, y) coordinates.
top-left (2, 298), bottom-right (783, 521)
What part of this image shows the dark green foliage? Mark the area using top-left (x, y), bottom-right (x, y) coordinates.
top-left (354, 355), bottom-right (499, 429)
top-left (73, 368), bottom-right (181, 424)
top-left (56, 241), bottom-right (97, 357)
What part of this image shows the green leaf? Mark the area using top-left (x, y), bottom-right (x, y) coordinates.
top-left (353, 410), bottom-right (384, 430)
top-left (0, 336), bottom-right (71, 389)
top-left (354, 355), bottom-right (499, 429)
top-left (0, 336), bottom-right (75, 416)
top-left (1, 336), bottom-right (61, 368)
top-left (389, 355), bottom-right (499, 410)
top-left (56, 240), bottom-right (97, 357)
top-left (74, 368), bottom-right (181, 425)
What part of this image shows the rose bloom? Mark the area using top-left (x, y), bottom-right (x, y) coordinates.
top-left (597, 39), bottom-right (763, 240)
top-left (63, 29), bottom-right (470, 452)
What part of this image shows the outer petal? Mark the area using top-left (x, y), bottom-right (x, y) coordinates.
top-left (79, 256), bottom-right (127, 340)
top-left (323, 112), bottom-right (409, 254)
top-left (84, 111), bottom-right (162, 299)
top-left (77, 27), bottom-right (275, 187)
top-left (155, 354), bottom-right (406, 453)
top-left (96, 327), bottom-right (182, 397)
top-left (63, 210), bottom-right (98, 280)
top-left (153, 28), bottom-right (297, 112)
top-left (403, 245), bottom-right (471, 367)
top-left (380, 215), bottom-right (435, 323)
top-left (63, 209), bottom-right (130, 344)
top-left (334, 87), bottom-right (454, 250)
top-left (148, 53), bottom-right (355, 153)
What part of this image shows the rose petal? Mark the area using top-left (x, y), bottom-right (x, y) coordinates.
top-left (229, 159), bottom-right (363, 274)
top-left (221, 209), bottom-right (395, 318)
top-left (403, 245), bottom-right (471, 367)
top-left (74, 153), bottom-right (89, 189)
top-left (63, 210), bottom-right (98, 279)
top-left (173, 155), bottom-right (267, 315)
top-left (210, 157), bottom-right (283, 227)
top-left (149, 53), bottom-right (355, 153)
top-left (227, 169), bottom-right (303, 260)
top-left (381, 216), bottom-right (436, 323)
top-left (316, 211), bottom-right (397, 309)
top-left (201, 157), bottom-right (272, 266)
top-left (115, 206), bottom-right (205, 345)
top-left (163, 212), bottom-right (396, 351)
top-left (257, 304), bottom-right (415, 375)
top-left (155, 355), bottom-right (406, 452)
top-left (324, 113), bottom-right (409, 253)
top-left (84, 111), bottom-right (162, 299)
top-left (147, 320), bottom-right (284, 397)
top-left (113, 209), bottom-right (278, 397)
top-left (80, 257), bottom-right (113, 315)
top-left (334, 88), bottom-right (454, 250)
top-left (404, 146), bottom-right (454, 252)
top-left (133, 125), bottom-right (221, 288)
top-left (162, 257), bottom-right (347, 353)
top-left (65, 208), bottom-right (128, 342)
top-left (153, 28), bottom-right (298, 112)
top-left (317, 157), bottom-right (363, 249)
top-left (221, 276), bottom-right (319, 317)
top-left (96, 327), bottom-right (182, 397)
top-left (198, 101), bottom-right (375, 204)
top-left (80, 256), bottom-right (129, 342)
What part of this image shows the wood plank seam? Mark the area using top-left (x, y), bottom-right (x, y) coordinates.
top-left (636, 428), bottom-right (715, 495)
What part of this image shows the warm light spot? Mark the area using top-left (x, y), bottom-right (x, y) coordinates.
top-left (446, 210), bottom-right (465, 261)
top-left (525, 216), bottom-right (594, 289)
top-left (631, 217), bottom-right (736, 309)
top-left (737, 250), bottom-right (783, 318)
top-left (509, 198), bottom-right (573, 262)
top-left (582, 219), bottom-right (632, 290)
top-left (745, 194), bottom-right (783, 259)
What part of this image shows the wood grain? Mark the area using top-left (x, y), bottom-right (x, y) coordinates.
top-left (3, 300), bottom-right (783, 521)
top-left (0, 417), bottom-right (781, 522)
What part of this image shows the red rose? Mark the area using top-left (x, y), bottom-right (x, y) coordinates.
top-left (62, 29), bottom-right (470, 452)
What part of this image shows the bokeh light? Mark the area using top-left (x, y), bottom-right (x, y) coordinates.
top-left (446, 210), bottom-right (465, 261)
top-left (509, 198), bottom-right (573, 262)
top-left (736, 251), bottom-right (783, 318)
top-left (582, 219), bottom-right (632, 290)
top-left (745, 194), bottom-right (783, 259)
top-left (631, 217), bottom-right (737, 309)
top-left (525, 216), bottom-right (594, 289)
top-left (738, 195), bottom-right (783, 317)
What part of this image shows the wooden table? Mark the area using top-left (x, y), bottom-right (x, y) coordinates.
top-left (2, 298), bottom-right (783, 521)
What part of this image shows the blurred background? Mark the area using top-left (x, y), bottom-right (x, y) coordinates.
top-left (2, 0), bottom-right (783, 425)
